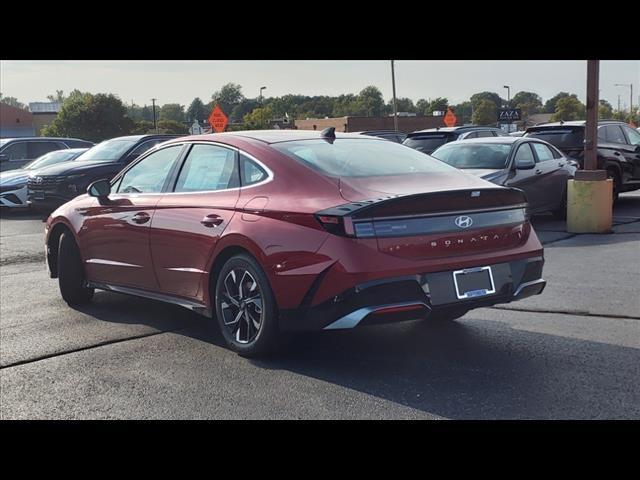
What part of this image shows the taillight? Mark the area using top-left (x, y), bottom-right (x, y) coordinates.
top-left (315, 214), bottom-right (356, 237)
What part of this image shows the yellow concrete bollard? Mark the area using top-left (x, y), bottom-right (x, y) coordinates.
top-left (566, 178), bottom-right (613, 233)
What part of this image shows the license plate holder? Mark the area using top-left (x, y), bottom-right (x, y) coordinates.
top-left (33, 191), bottom-right (45, 200)
top-left (452, 266), bottom-right (496, 300)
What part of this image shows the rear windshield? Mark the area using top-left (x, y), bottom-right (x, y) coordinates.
top-left (526, 127), bottom-right (584, 149)
top-left (272, 139), bottom-right (456, 177)
top-left (402, 133), bottom-right (456, 153)
top-left (432, 143), bottom-right (512, 169)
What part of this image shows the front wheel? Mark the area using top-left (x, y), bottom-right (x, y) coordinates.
top-left (607, 169), bottom-right (621, 203)
top-left (58, 231), bottom-right (94, 305)
top-left (214, 254), bottom-right (279, 357)
top-left (552, 189), bottom-right (568, 220)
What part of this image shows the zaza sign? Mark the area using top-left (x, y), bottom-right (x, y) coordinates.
top-left (497, 108), bottom-right (521, 122)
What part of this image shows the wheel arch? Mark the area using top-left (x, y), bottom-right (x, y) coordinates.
top-left (46, 221), bottom-right (75, 278)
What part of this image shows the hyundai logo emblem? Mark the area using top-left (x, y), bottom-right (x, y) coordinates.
top-left (455, 215), bottom-right (473, 229)
top-left (35, 177), bottom-right (43, 184)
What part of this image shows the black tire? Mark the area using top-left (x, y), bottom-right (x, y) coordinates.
top-left (58, 231), bottom-right (94, 305)
top-left (607, 169), bottom-right (621, 203)
top-left (552, 188), bottom-right (568, 220)
top-left (214, 254), bottom-right (279, 357)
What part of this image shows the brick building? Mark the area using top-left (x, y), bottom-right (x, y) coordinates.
top-left (0, 103), bottom-right (35, 137)
top-left (294, 115), bottom-right (451, 134)
top-left (29, 102), bottom-right (62, 135)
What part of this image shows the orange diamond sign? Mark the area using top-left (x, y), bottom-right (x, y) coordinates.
top-left (208, 105), bottom-right (228, 133)
top-left (443, 108), bottom-right (457, 128)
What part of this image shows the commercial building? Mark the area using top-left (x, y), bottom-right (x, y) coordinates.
top-left (295, 115), bottom-right (451, 134)
top-left (29, 102), bottom-right (61, 135)
top-left (0, 103), bottom-right (35, 137)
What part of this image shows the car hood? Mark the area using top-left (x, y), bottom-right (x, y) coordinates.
top-left (31, 160), bottom-right (117, 176)
top-left (338, 171), bottom-right (499, 201)
top-left (0, 169), bottom-right (29, 186)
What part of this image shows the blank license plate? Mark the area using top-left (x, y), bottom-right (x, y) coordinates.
top-left (33, 191), bottom-right (45, 200)
top-left (453, 266), bottom-right (496, 299)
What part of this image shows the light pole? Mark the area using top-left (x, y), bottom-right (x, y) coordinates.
top-left (615, 83), bottom-right (633, 116)
top-left (503, 85), bottom-right (511, 105)
top-left (391, 60), bottom-right (398, 132)
top-left (151, 98), bottom-right (158, 133)
top-left (259, 86), bottom-right (266, 104)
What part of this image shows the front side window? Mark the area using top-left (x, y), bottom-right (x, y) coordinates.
top-left (532, 143), bottom-right (556, 162)
top-left (240, 153), bottom-right (268, 186)
top-left (1, 142), bottom-right (28, 161)
top-left (174, 144), bottom-right (238, 192)
top-left (604, 125), bottom-right (627, 144)
top-left (274, 138), bottom-right (455, 177)
top-left (622, 126), bottom-right (640, 145)
top-left (514, 143), bottom-right (536, 165)
top-left (117, 145), bottom-right (182, 194)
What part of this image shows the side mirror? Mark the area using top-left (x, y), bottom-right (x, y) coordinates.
top-left (87, 179), bottom-right (111, 200)
top-left (515, 159), bottom-right (536, 170)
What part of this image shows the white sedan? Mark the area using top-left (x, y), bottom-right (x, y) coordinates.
top-left (0, 148), bottom-right (88, 208)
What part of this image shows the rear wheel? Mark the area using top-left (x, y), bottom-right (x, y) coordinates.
top-left (552, 188), bottom-right (568, 220)
top-left (214, 254), bottom-right (279, 357)
top-left (58, 231), bottom-right (94, 305)
top-left (607, 169), bottom-right (621, 203)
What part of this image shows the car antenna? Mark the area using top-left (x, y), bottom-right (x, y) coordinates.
top-left (320, 127), bottom-right (336, 138)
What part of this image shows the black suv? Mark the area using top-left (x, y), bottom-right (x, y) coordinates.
top-left (0, 137), bottom-right (94, 172)
top-left (352, 130), bottom-right (407, 143)
top-left (27, 134), bottom-right (178, 211)
top-left (525, 121), bottom-right (640, 199)
top-left (403, 126), bottom-right (508, 154)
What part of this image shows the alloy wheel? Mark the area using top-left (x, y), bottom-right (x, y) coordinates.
top-left (220, 269), bottom-right (264, 344)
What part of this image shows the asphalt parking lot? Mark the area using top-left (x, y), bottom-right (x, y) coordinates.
top-left (1, 195), bottom-right (639, 419)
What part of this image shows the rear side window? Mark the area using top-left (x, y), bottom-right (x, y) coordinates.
top-left (240, 154), bottom-right (268, 186)
top-left (174, 144), bottom-right (239, 192)
top-left (28, 141), bottom-right (65, 158)
top-left (527, 128), bottom-right (584, 149)
top-left (273, 138), bottom-right (455, 177)
top-left (403, 134), bottom-right (454, 153)
top-left (532, 143), bottom-right (556, 162)
top-left (476, 130), bottom-right (494, 138)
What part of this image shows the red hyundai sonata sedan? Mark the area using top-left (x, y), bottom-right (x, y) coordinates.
top-left (44, 129), bottom-right (546, 356)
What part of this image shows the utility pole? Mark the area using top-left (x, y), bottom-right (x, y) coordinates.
top-left (618, 95), bottom-right (621, 112)
top-left (391, 60), bottom-right (398, 133)
top-left (615, 83), bottom-right (633, 117)
top-left (151, 98), bottom-right (158, 133)
top-left (584, 62), bottom-right (599, 171)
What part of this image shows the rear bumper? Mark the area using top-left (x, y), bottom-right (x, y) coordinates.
top-left (279, 256), bottom-right (545, 331)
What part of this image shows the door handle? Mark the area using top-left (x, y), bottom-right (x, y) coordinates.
top-left (535, 169), bottom-right (542, 175)
top-left (201, 214), bottom-right (224, 228)
top-left (131, 212), bottom-right (150, 224)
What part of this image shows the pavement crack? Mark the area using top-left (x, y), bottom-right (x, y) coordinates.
top-left (0, 329), bottom-right (184, 370)
top-left (490, 305), bottom-right (640, 321)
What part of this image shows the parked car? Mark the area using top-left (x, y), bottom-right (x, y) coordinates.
top-left (403, 126), bottom-right (508, 154)
top-left (509, 131), bottom-right (526, 137)
top-left (44, 129), bottom-right (546, 356)
top-left (0, 148), bottom-right (89, 209)
top-left (525, 121), bottom-right (640, 200)
top-left (0, 137), bottom-right (94, 172)
top-left (431, 137), bottom-right (577, 218)
top-left (352, 130), bottom-right (407, 143)
top-left (27, 134), bottom-right (178, 211)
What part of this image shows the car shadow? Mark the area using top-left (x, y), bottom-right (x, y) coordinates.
top-left (72, 291), bottom-right (640, 419)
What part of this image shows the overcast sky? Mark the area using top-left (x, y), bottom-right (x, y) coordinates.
top-left (2, 60), bottom-right (638, 110)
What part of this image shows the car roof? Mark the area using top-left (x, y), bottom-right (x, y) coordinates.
top-left (528, 120), bottom-right (628, 129)
top-left (408, 125), bottom-right (502, 135)
top-left (0, 136), bottom-right (90, 142)
top-left (352, 130), bottom-right (403, 135)
top-left (107, 134), bottom-right (179, 142)
top-left (182, 130), bottom-right (384, 144)
top-left (442, 136), bottom-right (545, 146)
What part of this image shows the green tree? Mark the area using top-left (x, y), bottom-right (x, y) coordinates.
top-left (42, 92), bottom-right (134, 142)
top-left (157, 120), bottom-right (188, 134)
top-left (46, 90), bottom-right (66, 102)
top-left (451, 101), bottom-right (473, 124)
top-left (186, 97), bottom-right (208, 122)
top-left (355, 86), bottom-right (385, 116)
top-left (544, 92), bottom-right (572, 113)
top-left (387, 97), bottom-right (417, 114)
top-left (550, 95), bottom-right (586, 121)
top-left (511, 91), bottom-right (542, 125)
top-left (0, 94), bottom-right (27, 110)
top-left (243, 106), bottom-right (274, 129)
top-left (471, 91), bottom-right (503, 110)
top-left (211, 83), bottom-right (245, 120)
top-left (159, 103), bottom-right (185, 122)
top-left (230, 99), bottom-right (260, 123)
top-left (131, 120), bottom-right (155, 134)
top-left (428, 97), bottom-right (449, 114)
top-left (598, 99), bottom-right (614, 119)
top-left (416, 99), bottom-right (430, 115)
top-left (472, 99), bottom-right (497, 125)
